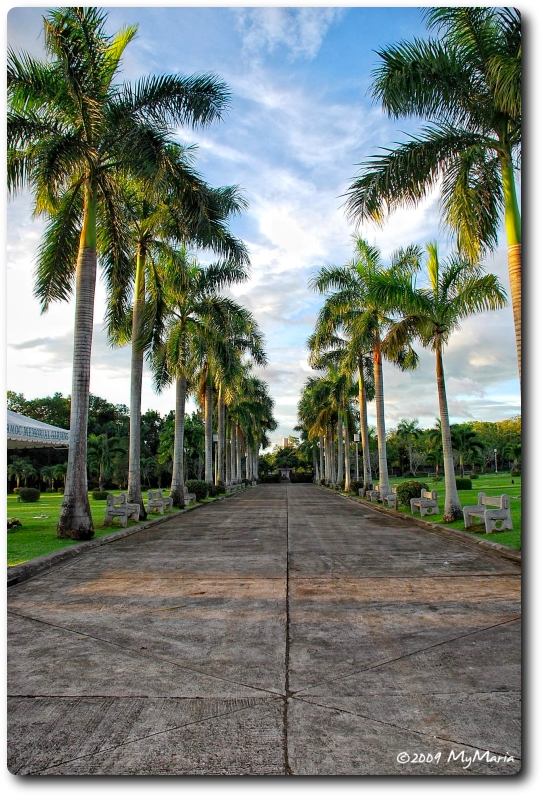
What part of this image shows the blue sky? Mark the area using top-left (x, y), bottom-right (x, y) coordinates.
top-left (6, 5), bottom-right (521, 447)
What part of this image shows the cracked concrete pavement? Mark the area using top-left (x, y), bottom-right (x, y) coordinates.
top-left (7, 484), bottom-right (521, 775)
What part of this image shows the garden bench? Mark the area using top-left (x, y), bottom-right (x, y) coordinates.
top-left (410, 489), bottom-right (439, 517)
top-left (385, 487), bottom-right (398, 509)
top-left (366, 485), bottom-right (391, 503)
top-left (147, 488), bottom-right (173, 515)
top-left (104, 493), bottom-right (140, 528)
top-left (463, 492), bottom-right (512, 534)
top-left (183, 486), bottom-right (196, 505)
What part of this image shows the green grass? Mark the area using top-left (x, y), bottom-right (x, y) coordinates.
top-left (347, 473), bottom-right (521, 551)
top-left (6, 489), bottom-right (222, 566)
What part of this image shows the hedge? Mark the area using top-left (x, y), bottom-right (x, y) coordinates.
top-left (455, 478), bottom-right (472, 490)
top-left (18, 487), bottom-right (41, 503)
top-left (185, 479), bottom-right (208, 502)
top-left (396, 481), bottom-right (429, 507)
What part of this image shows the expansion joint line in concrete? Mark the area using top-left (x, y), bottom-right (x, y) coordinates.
top-left (293, 695), bottom-right (521, 762)
top-left (291, 615), bottom-right (521, 699)
top-left (7, 610), bottom-right (283, 700)
top-left (283, 486), bottom-right (293, 775)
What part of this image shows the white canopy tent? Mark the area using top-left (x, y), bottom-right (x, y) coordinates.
top-left (7, 410), bottom-right (69, 450)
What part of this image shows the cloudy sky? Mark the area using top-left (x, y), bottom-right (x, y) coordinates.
top-left (6, 4), bottom-right (521, 447)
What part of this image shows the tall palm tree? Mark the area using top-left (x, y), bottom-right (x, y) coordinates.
top-left (40, 465), bottom-right (56, 490)
top-left (346, 7), bottom-right (521, 378)
top-left (372, 243), bottom-right (506, 520)
top-left (150, 252), bottom-right (258, 504)
top-left (8, 7), bottom-right (230, 539)
top-left (8, 458), bottom-right (29, 490)
top-left (310, 238), bottom-right (419, 494)
top-left (107, 170), bottom-right (249, 517)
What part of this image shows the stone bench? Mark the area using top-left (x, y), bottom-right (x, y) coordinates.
top-left (104, 493), bottom-right (140, 528)
top-left (365, 485), bottom-right (391, 503)
top-left (385, 487), bottom-right (398, 509)
top-left (410, 489), bottom-right (439, 517)
top-left (183, 486), bottom-right (196, 505)
top-left (147, 488), bottom-right (173, 515)
top-left (463, 492), bottom-right (512, 534)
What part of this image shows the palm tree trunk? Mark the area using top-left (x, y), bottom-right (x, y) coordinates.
top-left (324, 430), bottom-right (330, 483)
top-left (373, 338), bottom-right (390, 492)
top-left (435, 342), bottom-right (462, 521)
top-left (344, 423), bottom-right (351, 492)
top-left (501, 155), bottom-right (521, 382)
top-left (127, 245), bottom-right (147, 520)
top-left (408, 442), bottom-right (413, 474)
top-left (170, 373), bottom-right (186, 508)
top-left (236, 426), bottom-right (242, 483)
top-left (255, 446), bottom-right (259, 480)
top-left (337, 414), bottom-right (344, 483)
top-left (319, 435), bottom-right (324, 484)
top-left (58, 185), bottom-right (96, 540)
top-left (204, 372), bottom-right (213, 484)
top-left (358, 361), bottom-right (372, 490)
top-left (225, 415), bottom-right (231, 486)
top-left (330, 425), bottom-right (336, 484)
top-left (217, 387), bottom-right (225, 485)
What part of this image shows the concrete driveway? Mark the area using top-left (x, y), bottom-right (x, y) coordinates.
top-left (7, 484), bottom-right (521, 775)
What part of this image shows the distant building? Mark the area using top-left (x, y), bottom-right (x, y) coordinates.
top-left (281, 437), bottom-right (291, 448)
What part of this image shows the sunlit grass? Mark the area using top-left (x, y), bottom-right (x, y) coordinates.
top-left (345, 472), bottom-right (521, 551)
top-left (6, 488), bottom-right (222, 566)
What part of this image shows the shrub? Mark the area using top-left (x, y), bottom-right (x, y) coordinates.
top-left (396, 481), bottom-right (429, 507)
top-left (13, 488), bottom-right (20, 494)
top-left (402, 471), bottom-right (414, 478)
top-left (510, 469), bottom-right (520, 478)
top-left (57, 487), bottom-right (64, 493)
top-left (7, 517), bottom-right (22, 531)
top-left (348, 479), bottom-right (364, 494)
top-left (455, 478), bottom-right (472, 490)
top-left (215, 483), bottom-right (226, 495)
top-left (431, 475), bottom-right (443, 482)
top-left (185, 479), bottom-right (208, 502)
top-left (18, 487), bottom-right (41, 503)
top-left (91, 491), bottom-right (109, 500)
top-left (45, 487), bottom-right (56, 493)
top-left (470, 472), bottom-right (479, 479)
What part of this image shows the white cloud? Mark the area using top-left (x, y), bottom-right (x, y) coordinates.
top-left (233, 7), bottom-right (344, 61)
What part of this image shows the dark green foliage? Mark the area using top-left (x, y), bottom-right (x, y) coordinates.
top-left (455, 478), bottom-right (472, 490)
top-left (215, 483), bottom-right (226, 495)
top-left (207, 483), bottom-right (217, 497)
top-left (185, 479), bottom-right (208, 501)
top-left (57, 487), bottom-right (64, 493)
top-left (349, 479), bottom-right (364, 493)
top-left (45, 488), bottom-right (56, 493)
top-left (260, 473), bottom-right (281, 483)
top-left (510, 469), bottom-right (520, 477)
top-left (396, 481), bottom-right (429, 507)
top-left (18, 488), bottom-right (40, 503)
top-left (470, 473), bottom-right (479, 479)
top-left (91, 491), bottom-right (109, 500)
top-left (402, 471), bottom-right (414, 478)
top-left (13, 488), bottom-right (20, 494)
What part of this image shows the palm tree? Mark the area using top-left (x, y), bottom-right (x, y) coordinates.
top-left (150, 252), bottom-right (257, 505)
top-left (8, 7), bottom-right (230, 539)
top-left (372, 243), bottom-right (506, 520)
top-left (40, 465), bottom-right (56, 490)
top-left (107, 169), bottom-right (249, 518)
top-left (396, 419), bottom-right (423, 474)
top-left (53, 461), bottom-right (68, 489)
top-left (346, 8), bottom-right (521, 378)
top-left (310, 239), bottom-right (419, 494)
top-left (450, 424), bottom-right (484, 477)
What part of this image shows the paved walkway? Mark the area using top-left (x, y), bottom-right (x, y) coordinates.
top-left (8, 485), bottom-right (521, 775)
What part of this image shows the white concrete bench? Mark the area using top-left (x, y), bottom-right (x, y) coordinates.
top-left (385, 487), bottom-right (398, 509)
top-left (104, 493), bottom-right (140, 528)
top-left (410, 489), bottom-right (439, 517)
top-left (147, 488), bottom-right (173, 515)
top-left (366, 485), bottom-right (391, 503)
top-left (183, 486), bottom-right (196, 505)
top-left (463, 492), bottom-right (512, 533)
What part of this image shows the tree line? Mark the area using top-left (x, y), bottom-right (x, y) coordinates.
top-left (7, 7), bottom-right (276, 539)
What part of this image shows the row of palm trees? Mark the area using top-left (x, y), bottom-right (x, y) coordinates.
top-left (300, 237), bottom-right (506, 522)
top-left (8, 7), bottom-right (275, 539)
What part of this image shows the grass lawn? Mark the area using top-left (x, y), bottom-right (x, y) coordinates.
top-left (347, 472), bottom-right (521, 551)
top-left (6, 489), bottom-right (221, 567)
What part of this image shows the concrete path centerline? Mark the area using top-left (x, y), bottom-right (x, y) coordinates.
top-left (8, 484), bottom-right (520, 775)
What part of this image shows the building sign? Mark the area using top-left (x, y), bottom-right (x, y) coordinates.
top-left (7, 420), bottom-right (69, 443)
